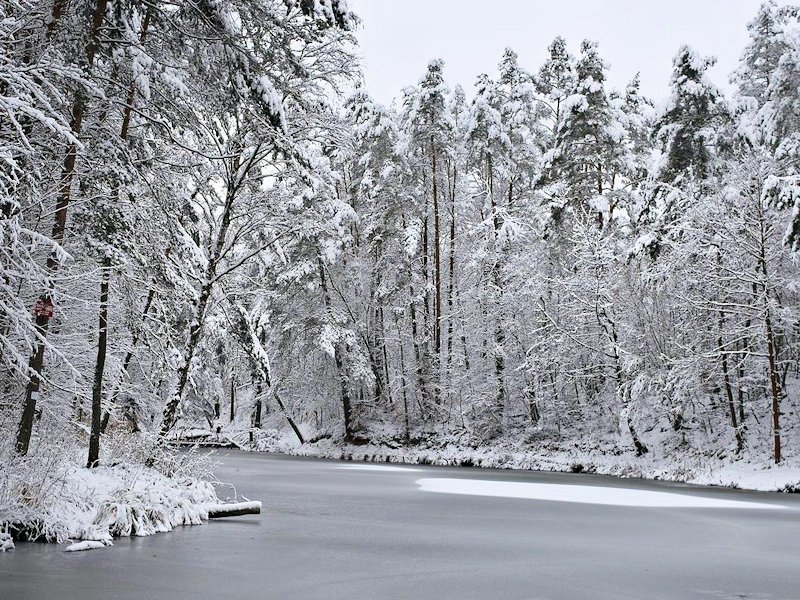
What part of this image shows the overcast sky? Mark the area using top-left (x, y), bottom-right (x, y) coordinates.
top-left (347, 0), bottom-right (776, 107)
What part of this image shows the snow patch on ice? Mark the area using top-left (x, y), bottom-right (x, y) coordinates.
top-left (415, 478), bottom-right (784, 509)
top-left (64, 540), bottom-right (111, 552)
top-left (336, 464), bottom-right (423, 473)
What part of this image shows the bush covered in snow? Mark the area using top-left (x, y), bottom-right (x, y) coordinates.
top-left (0, 429), bottom-right (219, 545)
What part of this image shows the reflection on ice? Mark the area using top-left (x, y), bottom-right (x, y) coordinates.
top-left (416, 478), bottom-right (781, 509)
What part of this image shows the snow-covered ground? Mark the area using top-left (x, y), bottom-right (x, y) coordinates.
top-left (0, 438), bottom-right (222, 551)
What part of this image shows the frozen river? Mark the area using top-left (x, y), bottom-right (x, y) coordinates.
top-left (2, 450), bottom-right (799, 599)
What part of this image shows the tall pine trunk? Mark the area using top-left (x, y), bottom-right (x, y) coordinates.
top-left (446, 160), bottom-right (457, 399)
top-left (395, 313), bottom-right (411, 442)
top-left (431, 135), bottom-right (442, 362)
top-left (487, 155), bottom-right (507, 417)
top-left (756, 197), bottom-right (781, 464)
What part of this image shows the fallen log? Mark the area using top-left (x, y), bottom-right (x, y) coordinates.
top-left (205, 501), bottom-right (262, 518)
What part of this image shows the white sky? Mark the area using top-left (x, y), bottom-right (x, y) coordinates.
top-left (347, 0), bottom-right (779, 106)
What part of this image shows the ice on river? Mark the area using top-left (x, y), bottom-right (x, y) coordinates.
top-left (415, 478), bottom-right (784, 509)
top-left (336, 464), bottom-right (424, 473)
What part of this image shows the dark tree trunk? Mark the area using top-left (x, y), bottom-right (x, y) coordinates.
top-left (16, 0), bottom-right (109, 456)
top-left (431, 135), bottom-right (442, 359)
top-left (253, 384), bottom-right (263, 429)
top-left (395, 314), bottom-right (410, 443)
top-left (379, 306), bottom-right (392, 404)
top-left (93, 9), bottom-right (152, 435)
top-left (758, 209), bottom-right (781, 464)
top-left (766, 308), bottom-right (782, 464)
top-left (718, 313), bottom-right (743, 453)
top-left (229, 376), bottom-right (236, 422)
top-left (318, 256), bottom-right (356, 442)
top-left (100, 287), bottom-right (155, 433)
top-left (446, 161), bottom-right (457, 394)
top-left (606, 312), bottom-right (647, 456)
top-left (87, 256), bottom-right (111, 468)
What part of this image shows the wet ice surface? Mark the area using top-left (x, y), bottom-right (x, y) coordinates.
top-left (415, 477), bottom-right (784, 508)
top-left (3, 451), bottom-right (799, 600)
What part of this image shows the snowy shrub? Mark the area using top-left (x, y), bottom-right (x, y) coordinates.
top-left (0, 429), bottom-right (218, 543)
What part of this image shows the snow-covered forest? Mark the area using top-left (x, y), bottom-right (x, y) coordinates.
top-left (3, 0), bottom-right (800, 540)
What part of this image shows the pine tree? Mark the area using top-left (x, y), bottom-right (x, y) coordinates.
top-left (404, 59), bottom-right (454, 410)
top-left (539, 40), bottom-right (623, 229)
top-left (653, 46), bottom-right (730, 186)
top-left (466, 72), bottom-right (510, 435)
top-left (735, 2), bottom-right (800, 248)
top-left (536, 36), bottom-right (576, 136)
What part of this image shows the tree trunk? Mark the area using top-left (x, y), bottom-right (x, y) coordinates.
top-left (207, 501), bottom-right (261, 518)
top-left (487, 154), bottom-right (507, 416)
top-left (156, 174), bottom-right (236, 443)
top-left (93, 9), bottom-right (152, 435)
top-left (273, 392), bottom-right (304, 443)
top-left (87, 256), bottom-right (111, 468)
top-left (718, 314), bottom-right (743, 453)
top-left (409, 287), bottom-right (429, 419)
top-left (431, 135), bottom-right (442, 359)
top-left (446, 160), bottom-right (457, 396)
top-left (757, 202), bottom-right (781, 464)
top-left (233, 306), bottom-right (303, 444)
top-left (395, 313), bottom-right (410, 443)
top-left (368, 313), bottom-right (387, 405)
top-left (379, 306), bottom-right (392, 405)
top-left (253, 383), bottom-right (263, 429)
top-left (16, 0), bottom-right (109, 456)
top-left (422, 215), bottom-right (431, 352)
top-left (157, 280), bottom-right (212, 442)
top-left (765, 308), bottom-right (782, 464)
top-left (229, 376), bottom-right (236, 422)
top-left (607, 313), bottom-right (647, 456)
top-left (100, 287), bottom-right (155, 432)
top-left (403, 213), bottom-right (430, 419)
top-left (318, 256), bottom-right (356, 442)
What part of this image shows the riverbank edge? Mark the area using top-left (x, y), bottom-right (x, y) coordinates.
top-left (235, 434), bottom-right (800, 493)
top-left (0, 460), bottom-right (220, 551)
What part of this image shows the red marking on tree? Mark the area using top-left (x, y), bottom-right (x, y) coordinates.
top-left (34, 298), bottom-right (55, 319)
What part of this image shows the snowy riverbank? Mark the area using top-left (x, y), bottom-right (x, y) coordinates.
top-left (0, 440), bottom-right (220, 551)
top-left (237, 430), bottom-right (800, 493)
